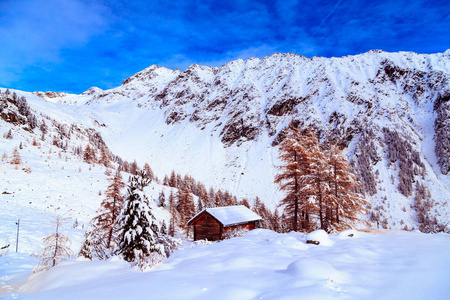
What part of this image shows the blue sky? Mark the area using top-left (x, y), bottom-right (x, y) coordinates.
top-left (1, 0), bottom-right (449, 94)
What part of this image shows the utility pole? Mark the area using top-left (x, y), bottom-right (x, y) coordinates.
top-left (16, 218), bottom-right (20, 252)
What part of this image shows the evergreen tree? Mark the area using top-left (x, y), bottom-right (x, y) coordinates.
top-left (117, 174), bottom-right (162, 263)
top-left (160, 220), bottom-right (168, 235)
top-left (92, 169), bottom-right (126, 250)
top-left (158, 190), bottom-right (166, 207)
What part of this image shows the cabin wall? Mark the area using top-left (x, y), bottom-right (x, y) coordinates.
top-left (193, 215), bottom-right (222, 241)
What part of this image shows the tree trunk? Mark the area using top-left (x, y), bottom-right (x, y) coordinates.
top-left (293, 152), bottom-right (299, 232)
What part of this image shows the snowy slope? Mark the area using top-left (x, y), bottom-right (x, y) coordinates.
top-left (2, 229), bottom-right (450, 299)
top-left (0, 89), bottom-right (174, 256)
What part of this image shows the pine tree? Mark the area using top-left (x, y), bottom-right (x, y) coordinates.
top-left (33, 214), bottom-right (72, 273)
top-left (117, 174), bottom-right (162, 263)
top-left (92, 169), bottom-right (126, 250)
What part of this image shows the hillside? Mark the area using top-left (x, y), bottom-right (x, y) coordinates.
top-left (23, 49), bottom-right (450, 230)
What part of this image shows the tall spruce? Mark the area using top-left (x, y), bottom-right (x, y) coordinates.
top-left (117, 173), bottom-right (162, 263)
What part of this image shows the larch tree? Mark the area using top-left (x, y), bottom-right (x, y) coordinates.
top-left (33, 213), bottom-right (72, 273)
top-left (325, 145), bottom-right (368, 231)
top-left (130, 160), bottom-right (139, 175)
top-left (168, 190), bottom-right (177, 237)
top-left (98, 146), bottom-right (110, 168)
top-left (143, 162), bottom-right (154, 180)
top-left (169, 171), bottom-right (177, 188)
top-left (92, 169), bottom-right (126, 250)
top-left (117, 173), bottom-right (162, 264)
top-left (10, 147), bottom-right (21, 165)
top-left (176, 188), bottom-right (196, 233)
top-left (307, 134), bottom-right (331, 231)
top-left (275, 126), bottom-right (317, 232)
top-left (83, 144), bottom-right (96, 164)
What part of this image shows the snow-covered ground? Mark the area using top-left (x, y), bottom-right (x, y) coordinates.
top-left (1, 229), bottom-right (450, 299)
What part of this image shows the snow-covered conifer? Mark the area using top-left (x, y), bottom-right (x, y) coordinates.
top-left (117, 173), bottom-right (162, 264)
top-left (158, 190), bottom-right (166, 207)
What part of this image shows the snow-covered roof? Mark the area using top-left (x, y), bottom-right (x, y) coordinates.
top-left (188, 205), bottom-right (262, 227)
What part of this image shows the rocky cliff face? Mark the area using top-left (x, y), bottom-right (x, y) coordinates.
top-left (32, 50), bottom-right (450, 230)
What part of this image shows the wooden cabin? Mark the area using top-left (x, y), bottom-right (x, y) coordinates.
top-left (187, 205), bottom-right (262, 241)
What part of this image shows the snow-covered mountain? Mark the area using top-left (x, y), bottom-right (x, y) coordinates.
top-left (4, 49), bottom-right (450, 230)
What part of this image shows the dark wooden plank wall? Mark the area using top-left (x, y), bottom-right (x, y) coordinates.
top-left (193, 215), bottom-right (222, 241)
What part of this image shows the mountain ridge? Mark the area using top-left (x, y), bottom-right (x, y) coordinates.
top-left (16, 49), bottom-right (450, 229)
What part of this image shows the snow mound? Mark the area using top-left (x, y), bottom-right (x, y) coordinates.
top-left (306, 230), bottom-right (334, 246)
top-left (273, 236), bottom-right (308, 250)
top-left (286, 258), bottom-right (349, 283)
